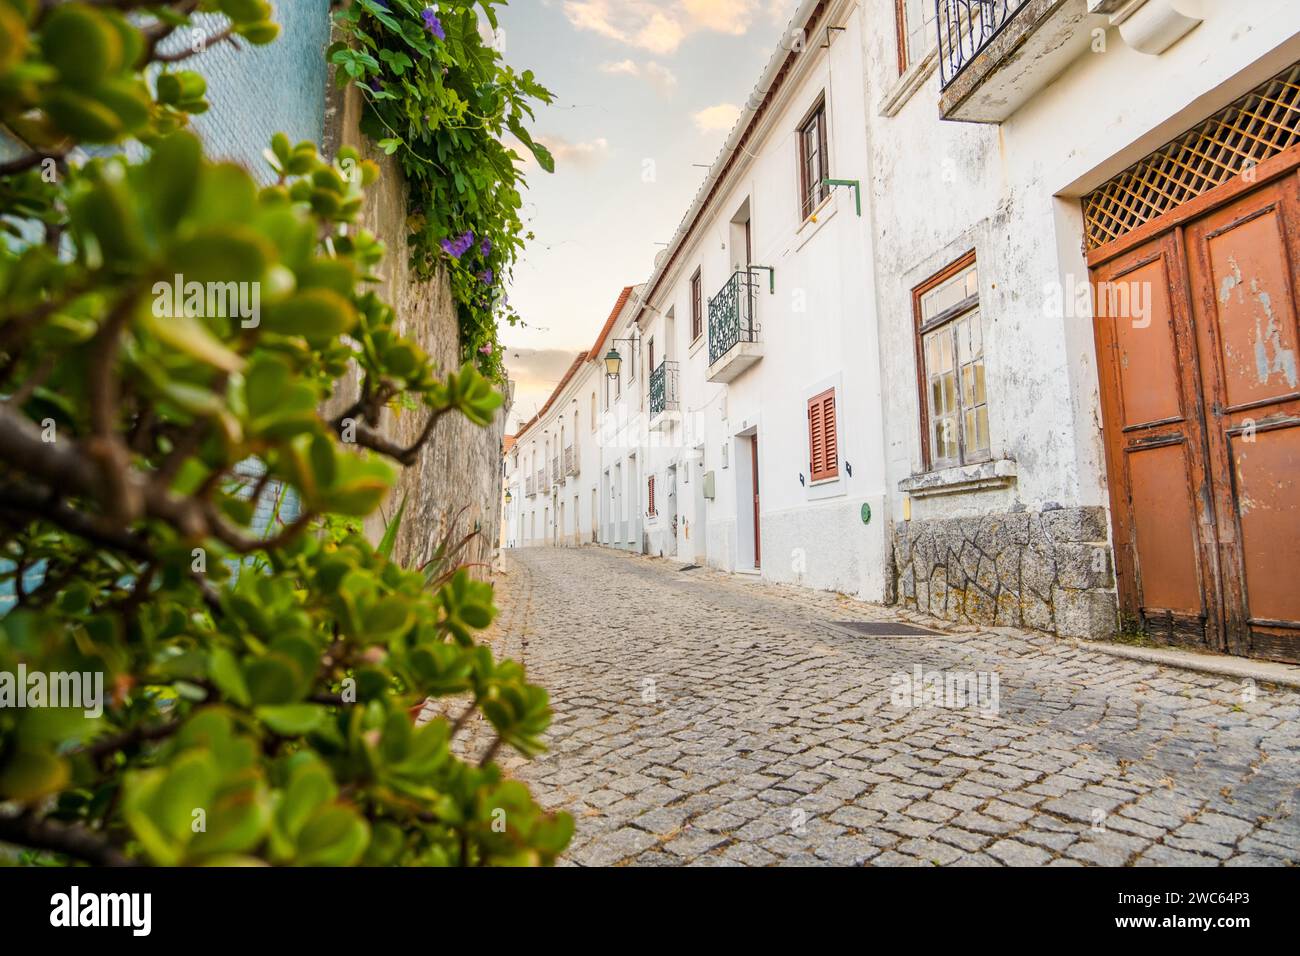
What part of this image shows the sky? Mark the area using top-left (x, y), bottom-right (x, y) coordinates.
top-left (495, 0), bottom-right (802, 432)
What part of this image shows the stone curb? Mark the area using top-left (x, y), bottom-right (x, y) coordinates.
top-left (1074, 638), bottom-right (1300, 690)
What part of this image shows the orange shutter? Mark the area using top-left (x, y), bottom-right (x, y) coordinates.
top-left (648, 475), bottom-right (656, 516)
top-left (808, 389), bottom-right (839, 482)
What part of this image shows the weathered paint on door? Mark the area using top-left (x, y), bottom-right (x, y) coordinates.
top-left (1185, 176), bottom-right (1300, 661)
top-left (1092, 167), bottom-right (1300, 663)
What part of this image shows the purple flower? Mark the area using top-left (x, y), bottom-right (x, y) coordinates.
top-left (440, 230), bottom-right (475, 259)
top-left (422, 7), bottom-right (445, 40)
top-left (478, 268), bottom-right (494, 285)
top-left (479, 344), bottom-right (494, 356)
top-left (367, 78), bottom-right (383, 92)
top-left (480, 237), bottom-right (492, 257)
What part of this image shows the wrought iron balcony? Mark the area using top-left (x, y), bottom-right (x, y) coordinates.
top-left (564, 445), bottom-right (577, 477)
top-left (649, 360), bottom-right (679, 420)
top-left (937, 0), bottom-right (1028, 89)
top-left (535, 467), bottom-right (545, 493)
top-left (937, 0), bottom-right (1099, 123)
top-left (551, 456), bottom-right (560, 486)
top-left (707, 270), bottom-right (762, 383)
top-left (525, 474), bottom-right (536, 497)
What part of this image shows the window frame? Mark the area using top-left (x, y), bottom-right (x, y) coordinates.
top-left (894, 0), bottom-right (936, 75)
top-left (690, 269), bottom-right (703, 343)
top-left (647, 474), bottom-right (657, 517)
top-left (807, 388), bottom-right (839, 483)
top-left (797, 97), bottom-right (829, 221)
top-left (911, 249), bottom-right (990, 472)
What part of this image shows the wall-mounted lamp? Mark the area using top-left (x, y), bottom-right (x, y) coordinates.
top-left (604, 336), bottom-right (639, 379)
top-left (504, 490), bottom-right (513, 503)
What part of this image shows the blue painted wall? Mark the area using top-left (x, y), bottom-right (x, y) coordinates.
top-left (171, 0), bottom-right (332, 180)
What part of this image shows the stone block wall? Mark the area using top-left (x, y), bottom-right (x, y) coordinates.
top-left (323, 57), bottom-right (507, 579)
top-left (892, 506), bottom-right (1118, 639)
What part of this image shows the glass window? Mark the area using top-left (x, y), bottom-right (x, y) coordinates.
top-left (916, 258), bottom-right (989, 468)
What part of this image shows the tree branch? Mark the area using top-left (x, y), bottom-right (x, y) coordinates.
top-left (0, 811), bottom-right (135, 867)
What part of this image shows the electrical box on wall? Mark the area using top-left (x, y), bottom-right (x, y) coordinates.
top-left (703, 471), bottom-right (716, 500)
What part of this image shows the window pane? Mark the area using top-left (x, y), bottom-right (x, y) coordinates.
top-left (920, 262), bottom-right (976, 322)
top-left (961, 364), bottom-right (977, 407)
top-left (904, 0), bottom-right (936, 65)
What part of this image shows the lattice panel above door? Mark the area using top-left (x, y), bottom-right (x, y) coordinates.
top-left (1083, 63), bottom-right (1300, 251)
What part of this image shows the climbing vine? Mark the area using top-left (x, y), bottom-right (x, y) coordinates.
top-left (329, 0), bottom-right (555, 378)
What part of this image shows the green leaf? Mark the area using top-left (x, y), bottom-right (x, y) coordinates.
top-left (377, 493), bottom-right (407, 560)
top-left (255, 704), bottom-right (326, 736)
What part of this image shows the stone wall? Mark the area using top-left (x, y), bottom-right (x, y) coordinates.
top-left (323, 63), bottom-right (506, 577)
top-left (892, 506), bottom-right (1118, 639)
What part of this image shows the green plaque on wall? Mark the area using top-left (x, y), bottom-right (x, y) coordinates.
top-left (860, 503), bottom-right (871, 525)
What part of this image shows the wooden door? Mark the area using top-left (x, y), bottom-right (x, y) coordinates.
top-left (751, 436), bottom-right (761, 569)
top-left (1184, 176), bottom-right (1300, 662)
top-left (1092, 233), bottom-right (1221, 650)
top-left (1093, 169), bottom-right (1300, 663)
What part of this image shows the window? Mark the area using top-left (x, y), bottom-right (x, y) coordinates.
top-left (590, 392), bottom-right (596, 430)
top-left (690, 270), bottom-right (703, 342)
top-left (647, 474), bottom-right (656, 516)
top-left (798, 98), bottom-right (829, 220)
top-left (648, 337), bottom-right (656, 373)
top-left (895, 0), bottom-right (937, 74)
top-left (913, 252), bottom-right (988, 470)
top-left (807, 389), bottom-right (839, 482)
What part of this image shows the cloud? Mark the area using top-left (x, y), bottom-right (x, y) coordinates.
top-left (535, 135), bottom-right (611, 168)
top-left (644, 61), bottom-right (679, 94)
top-left (563, 0), bottom-right (766, 55)
top-left (598, 59), bottom-right (640, 75)
top-left (682, 0), bottom-right (755, 35)
top-left (634, 11), bottom-right (685, 54)
top-left (503, 348), bottom-right (587, 432)
top-left (598, 58), bottom-right (678, 95)
top-left (692, 102), bottom-right (741, 134)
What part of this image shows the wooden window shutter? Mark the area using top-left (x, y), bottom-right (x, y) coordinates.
top-left (808, 389), bottom-right (839, 482)
top-left (648, 475), bottom-right (656, 516)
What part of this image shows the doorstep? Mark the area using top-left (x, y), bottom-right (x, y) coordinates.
top-left (1075, 638), bottom-right (1300, 690)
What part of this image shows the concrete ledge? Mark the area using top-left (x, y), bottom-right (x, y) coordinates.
top-left (898, 458), bottom-right (1017, 498)
top-left (1075, 638), bottom-right (1300, 689)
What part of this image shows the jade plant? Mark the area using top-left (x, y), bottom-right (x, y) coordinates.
top-left (0, 0), bottom-right (571, 866)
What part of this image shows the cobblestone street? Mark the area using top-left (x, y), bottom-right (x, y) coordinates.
top-left (485, 547), bottom-right (1300, 866)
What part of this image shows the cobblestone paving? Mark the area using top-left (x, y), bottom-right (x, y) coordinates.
top-left (484, 547), bottom-right (1300, 867)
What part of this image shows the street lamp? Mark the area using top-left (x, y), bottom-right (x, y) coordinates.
top-left (504, 489), bottom-right (512, 503)
top-left (604, 336), bottom-right (638, 379)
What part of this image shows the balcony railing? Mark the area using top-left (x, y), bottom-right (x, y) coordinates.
top-left (564, 445), bottom-right (577, 477)
top-left (649, 360), bottom-right (680, 418)
top-left (551, 456), bottom-right (560, 485)
top-left (525, 475), bottom-right (536, 497)
top-left (535, 467), bottom-right (545, 493)
top-left (937, 0), bottom-right (1029, 89)
top-left (708, 270), bottom-right (760, 367)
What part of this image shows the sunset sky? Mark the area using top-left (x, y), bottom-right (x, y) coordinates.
top-left (497, 0), bottom-right (801, 431)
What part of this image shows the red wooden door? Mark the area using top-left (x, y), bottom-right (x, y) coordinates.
top-left (1092, 168), bottom-right (1300, 663)
top-left (1184, 176), bottom-right (1300, 662)
top-left (751, 436), bottom-right (761, 569)
top-left (1092, 233), bottom-right (1221, 651)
